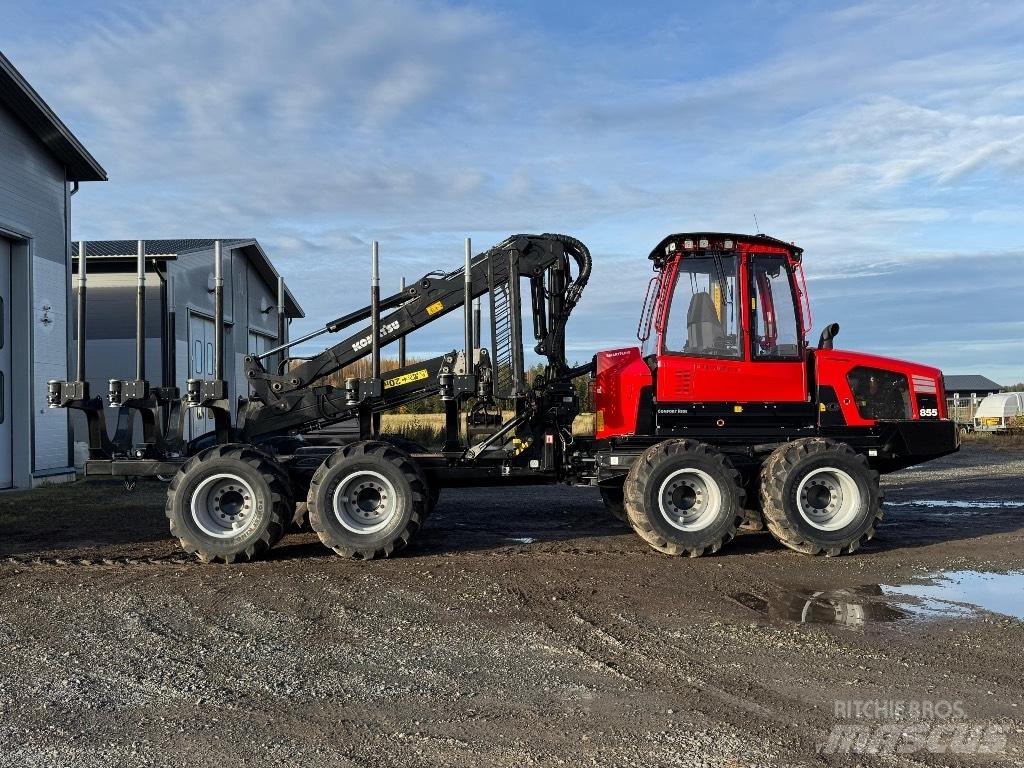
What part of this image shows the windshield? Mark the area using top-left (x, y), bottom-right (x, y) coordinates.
top-left (663, 254), bottom-right (741, 358)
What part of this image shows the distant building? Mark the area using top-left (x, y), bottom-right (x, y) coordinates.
top-left (0, 51), bottom-right (106, 488)
top-left (71, 239), bottom-right (303, 450)
top-left (943, 374), bottom-right (1002, 402)
top-left (943, 374), bottom-right (1002, 424)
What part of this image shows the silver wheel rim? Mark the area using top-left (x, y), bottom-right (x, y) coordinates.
top-left (191, 473), bottom-right (258, 539)
top-left (332, 470), bottom-right (398, 534)
top-left (657, 468), bottom-right (723, 531)
top-left (796, 467), bottom-right (863, 531)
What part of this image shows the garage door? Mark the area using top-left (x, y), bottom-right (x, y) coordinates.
top-left (0, 239), bottom-right (11, 488)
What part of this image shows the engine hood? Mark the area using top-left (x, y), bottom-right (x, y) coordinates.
top-left (815, 348), bottom-right (943, 380)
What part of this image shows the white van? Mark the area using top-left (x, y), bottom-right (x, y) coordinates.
top-left (973, 392), bottom-right (1024, 432)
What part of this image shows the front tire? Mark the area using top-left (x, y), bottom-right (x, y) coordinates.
top-left (623, 440), bottom-right (745, 557)
top-left (166, 444), bottom-right (293, 563)
top-left (759, 438), bottom-right (883, 556)
top-left (307, 441), bottom-right (428, 559)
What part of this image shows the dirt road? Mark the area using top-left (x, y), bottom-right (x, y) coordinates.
top-left (1, 444), bottom-right (1022, 766)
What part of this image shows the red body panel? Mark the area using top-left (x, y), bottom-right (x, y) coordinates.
top-left (656, 357), bottom-right (808, 403)
top-left (594, 347), bottom-right (651, 439)
top-left (815, 348), bottom-right (945, 426)
top-left (593, 234), bottom-right (948, 439)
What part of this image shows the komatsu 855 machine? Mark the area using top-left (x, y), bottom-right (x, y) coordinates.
top-left (50, 232), bottom-right (958, 562)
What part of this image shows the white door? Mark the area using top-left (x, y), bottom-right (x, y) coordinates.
top-left (0, 239), bottom-right (11, 488)
top-left (187, 312), bottom-right (216, 440)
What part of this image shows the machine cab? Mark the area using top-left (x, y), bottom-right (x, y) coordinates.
top-left (645, 233), bottom-right (812, 405)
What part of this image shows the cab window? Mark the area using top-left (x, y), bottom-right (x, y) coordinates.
top-left (751, 256), bottom-right (801, 359)
top-left (663, 255), bottom-right (741, 358)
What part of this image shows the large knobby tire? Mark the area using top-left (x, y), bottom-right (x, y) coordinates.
top-left (377, 433), bottom-right (429, 456)
top-left (623, 440), bottom-right (745, 557)
top-left (307, 441), bottom-right (427, 560)
top-left (166, 444), bottom-right (293, 563)
top-left (759, 438), bottom-right (883, 556)
top-left (599, 484), bottom-right (628, 524)
top-left (378, 434), bottom-right (440, 514)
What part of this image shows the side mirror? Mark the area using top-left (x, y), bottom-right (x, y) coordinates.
top-left (818, 322), bottom-right (840, 350)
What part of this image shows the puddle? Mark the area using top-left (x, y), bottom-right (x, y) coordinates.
top-left (887, 500), bottom-right (1024, 509)
top-left (884, 571), bottom-right (1024, 621)
top-left (731, 586), bottom-right (906, 628)
top-left (731, 571), bottom-right (1024, 628)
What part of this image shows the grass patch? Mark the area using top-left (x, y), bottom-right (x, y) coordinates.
top-left (961, 430), bottom-right (1024, 451)
top-left (380, 412), bottom-right (596, 449)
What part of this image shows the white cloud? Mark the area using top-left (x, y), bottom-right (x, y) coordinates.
top-left (6, 0), bottom-right (1024, 380)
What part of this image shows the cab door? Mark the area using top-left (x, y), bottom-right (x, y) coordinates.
top-left (654, 253), bottom-right (748, 403)
top-left (654, 250), bottom-right (808, 405)
top-left (744, 252), bottom-right (808, 402)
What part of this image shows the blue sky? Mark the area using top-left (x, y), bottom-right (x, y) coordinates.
top-left (5, 0), bottom-right (1024, 382)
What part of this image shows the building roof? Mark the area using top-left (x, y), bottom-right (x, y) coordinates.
top-left (77, 239), bottom-right (250, 258)
top-left (942, 374), bottom-right (1002, 393)
top-left (0, 50), bottom-right (106, 182)
top-left (73, 239), bottom-right (304, 318)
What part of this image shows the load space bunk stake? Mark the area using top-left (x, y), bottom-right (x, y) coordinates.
top-left (46, 241), bottom-right (113, 458)
top-left (75, 240), bottom-right (87, 383)
top-left (464, 237), bottom-right (474, 377)
top-left (276, 275), bottom-right (287, 374)
top-left (50, 240), bottom-right (185, 460)
top-left (184, 240), bottom-right (231, 445)
top-left (368, 241), bottom-right (382, 438)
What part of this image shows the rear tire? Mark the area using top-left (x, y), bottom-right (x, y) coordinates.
top-left (378, 434), bottom-right (440, 514)
top-left (759, 438), bottom-right (883, 556)
top-left (307, 440), bottom-right (427, 559)
top-left (599, 485), bottom-right (628, 523)
top-left (166, 444), bottom-right (293, 563)
top-left (623, 440), bottom-right (745, 557)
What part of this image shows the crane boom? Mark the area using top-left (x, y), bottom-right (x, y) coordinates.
top-left (237, 234), bottom-right (591, 440)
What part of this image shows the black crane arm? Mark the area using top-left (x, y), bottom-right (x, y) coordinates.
top-left (243, 233), bottom-right (591, 404)
top-left (234, 234), bottom-right (590, 441)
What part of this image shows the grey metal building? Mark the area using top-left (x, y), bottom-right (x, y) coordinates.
top-left (943, 374), bottom-right (1002, 402)
top-left (943, 374), bottom-right (1003, 424)
top-left (72, 239), bottom-right (303, 451)
top-left (0, 50), bottom-right (107, 488)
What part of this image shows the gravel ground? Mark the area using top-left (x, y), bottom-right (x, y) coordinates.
top-left (0, 443), bottom-right (1022, 767)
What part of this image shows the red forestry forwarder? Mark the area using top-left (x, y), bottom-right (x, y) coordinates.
top-left (50, 232), bottom-right (958, 562)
